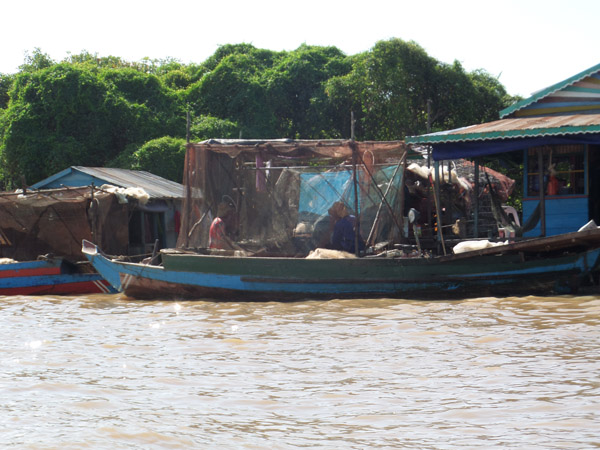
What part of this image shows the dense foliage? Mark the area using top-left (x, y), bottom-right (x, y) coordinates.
top-left (0, 41), bottom-right (518, 188)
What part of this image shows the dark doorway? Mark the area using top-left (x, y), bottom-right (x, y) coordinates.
top-left (588, 145), bottom-right (600, 224)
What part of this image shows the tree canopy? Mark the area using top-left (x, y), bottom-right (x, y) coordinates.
top-left (0, 39), bottom-right (518, 188)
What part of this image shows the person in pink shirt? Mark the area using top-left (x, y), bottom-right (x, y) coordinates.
top-left (209, 202), bottom-right (240, 250)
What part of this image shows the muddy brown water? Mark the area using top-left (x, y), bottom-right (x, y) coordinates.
top-left (1, 293), bottom-right (599, 449)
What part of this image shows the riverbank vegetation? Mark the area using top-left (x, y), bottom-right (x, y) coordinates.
top-left (0, 38), bottom-right (519, 188)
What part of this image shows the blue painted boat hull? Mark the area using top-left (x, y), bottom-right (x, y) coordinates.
top-left (0, 258), bottom-right (116, 295)
top-left (83, 235), bottom-right (600, 301)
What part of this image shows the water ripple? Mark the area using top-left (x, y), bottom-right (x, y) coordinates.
top-left (0, 294), bottom-right (598, 449)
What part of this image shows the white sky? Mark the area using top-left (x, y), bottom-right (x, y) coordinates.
top-left (2, 0), bottom-right (598, 98)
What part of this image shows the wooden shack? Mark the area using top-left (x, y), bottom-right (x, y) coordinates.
top-left (30, 167), bottom-right (184, 256)
top-left (407, 62), bottom-right (600, 238)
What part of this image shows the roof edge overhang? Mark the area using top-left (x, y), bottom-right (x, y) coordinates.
top-left (426, 133), bottom-right (600, 161)
top-left (188, 139), bottom-right (408, 160)
top-left (406, 123), bottom-right (600, 146)
top-left (500, 62), bottom-right (600, 118)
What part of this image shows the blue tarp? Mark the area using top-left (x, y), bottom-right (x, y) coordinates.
top-left (298, 165), bottom-right (404, 217)
top-left (299, 172), bottom-right (353, 216)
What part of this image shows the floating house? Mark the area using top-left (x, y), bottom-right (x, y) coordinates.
top-left (406, 62), bottom-right (600, 237)
top-left (31, 167), bottom-right (184, 255)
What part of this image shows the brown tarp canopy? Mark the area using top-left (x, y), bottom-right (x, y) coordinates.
top-left (0, 187), bottom-right (130, 262)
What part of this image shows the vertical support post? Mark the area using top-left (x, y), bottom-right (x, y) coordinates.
top-left (141, 211), bottom-right (147, 250)
top-left (351, 142), bottom-right (360, 257)
top-left (89, 183), bottom-right (97, 244)
top-left (538, 148), bottom-right (546, 236)
top-left (474, 159), bottom-right (479, 238)
top-left (186, 108), bottom-right (191, 144)
top-left (426, 99), bottom-right (432, 134)
top-left (433, 160), bottom-right (447, 255)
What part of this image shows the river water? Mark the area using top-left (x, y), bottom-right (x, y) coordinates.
top-left (1, 294), bottom-right (599, 449)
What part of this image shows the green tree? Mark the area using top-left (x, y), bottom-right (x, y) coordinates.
top-left (161, 69), bottom-right (192, 90)
top-left (100, 67), bottom-right (183, 139)
top-left (0, 42), bottom-right (518, 189)
top-left (0, 63), bottom-right (185, 186)
top-left (264, 45), bottom-right (351, 138)
top-left (19, 48), bottom-right (55, 73)
top-left (324, 38), bottom-right (518, 140)
top-left (469, 69), bottom-right (515, 121)
top-left (132, 136), bottom-right (186, 182)
top-left (2, 64), bottom-right (117, 185)
top-left (190, 115), bottom-right (239, 141)
top-left (186, 52), bottom-right (277, 137)
top-left (323, 53), bottom-right (369, 138)
top-left (0, 73), bottom-right (14, 109)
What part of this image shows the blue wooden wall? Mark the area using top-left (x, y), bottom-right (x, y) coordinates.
top-left (523, 197), bottom-right (589, 237)
top-left (522, 146), bottom-right (591, 237)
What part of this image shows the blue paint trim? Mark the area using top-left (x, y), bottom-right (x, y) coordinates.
top-left (526, 100), bottom-right (600, 109)
top-left (84, 250), bottom-right (123, 291)
top-left (0, 273), bottom-right (108, 289)
top-left (30, 167), bottom-right (75, 189)
top-left (500, 62), bottom-right (600, 118)
top-left (87, 246), bottom-right (600, 298)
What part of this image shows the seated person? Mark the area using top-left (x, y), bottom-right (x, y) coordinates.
top-left (328, 201), bottom-right (365, 254)
top-left (209, 202), bottom-right (243, 251)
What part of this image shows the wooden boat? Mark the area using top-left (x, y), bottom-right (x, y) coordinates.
top-left (0, 185), bottom-right (144, 296)
top-left (83, 229), bottom-right (600, 300)
top-left (83, 139), bottom-right (600, 300)
top-left (0, 256), bottom-right (115, 295)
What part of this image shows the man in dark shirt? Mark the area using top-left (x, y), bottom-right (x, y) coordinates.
top-left (328, 202), bottom-right (365, 254)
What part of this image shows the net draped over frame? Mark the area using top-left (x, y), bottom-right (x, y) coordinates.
top-left (176, 140), bottom-right (407, 256)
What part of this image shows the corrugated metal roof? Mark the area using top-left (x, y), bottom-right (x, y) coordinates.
top-left (406, 114), bottom-right (600, 145)
top-left (500, 62), bottom-right (600, 118)
top-left (73, 167), bottom-right (184, 199)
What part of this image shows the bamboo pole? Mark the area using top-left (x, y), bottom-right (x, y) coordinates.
top-left (433, 161), bottom-right (447, 255)
top-left (352, 143), bottom-right (360, 257)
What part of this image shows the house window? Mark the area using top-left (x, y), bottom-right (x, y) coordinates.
top-left (526, 145), bottom-right (585, 196)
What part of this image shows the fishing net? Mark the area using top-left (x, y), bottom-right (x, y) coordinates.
top-left (176, 140), bottom-right (408, 256)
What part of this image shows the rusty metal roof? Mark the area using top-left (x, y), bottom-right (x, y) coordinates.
top-left (74, 167), bottom-right (184, 199)
top-left (406, 114), bottom-right (600, 145)
top-left (31, 167), bottom-right (184, 199)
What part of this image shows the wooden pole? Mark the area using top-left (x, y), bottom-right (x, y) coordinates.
top-left (186, 109), bottom-right (191, 144)
top-left (426, 99), bottom-right (432, 134)
top-left (433, 161), bottom-right (447, 255)
top-left (351, 143), bottom-right (360, 257)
